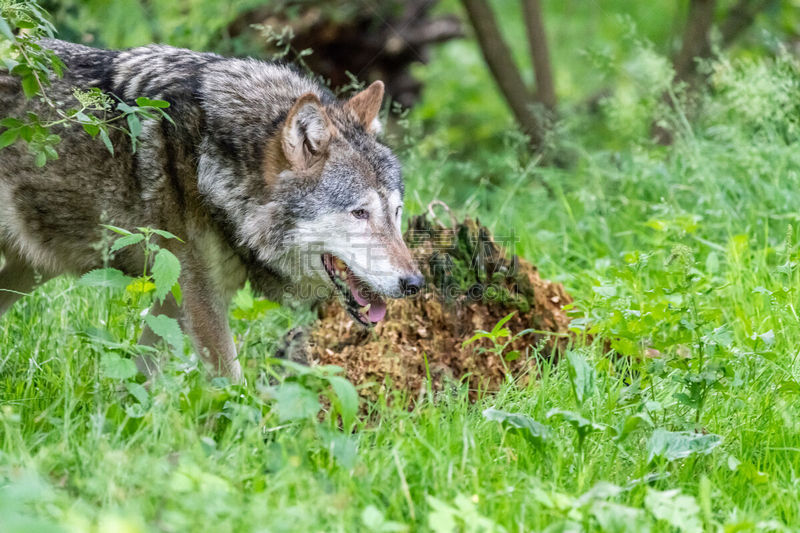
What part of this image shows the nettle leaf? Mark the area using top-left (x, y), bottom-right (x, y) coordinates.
top-left (125, 381), bottom-right (150, 406)
top-left (0, 14), bottom-right (16, 42)
top-left (21, 74), bottom-right (38, 99)
top-left (319, 428), bottom-right (359, 470)
top-left (483, 408), bottom-right (551, 447)
top-left (78, 268), bottom-right (133, 289)
top-left (0, 127), bottom-right (19, 149)
top-left (644, 488), bottom-right (702, 533)
top-left (266, 383), bottom-right (321, 422)
top-left (143, 313), bottom-right (184, 354)
top-left (150, 229), bottom-right (183, 241)
top-left (546, 408), bottom-right (606, 438)
top-left (646, 429), bottom-right (721, 462)
top-left (231, 286), bottom-right (280, 320)
top-left (615, 412), bottom-right (653, 443)
top-left (100, 353), bottom-right (138, 380)
top-left (566, 349), bottom-right (596, 405)
top-left (101, 224), bottom-right (132, 236)
top-left (110, 233), bottom-right (145, 253)
top-left (574, 481), bottom-right (624, 508)
top-left (151, 248), bottom-right (181, 302)
top-left (592, 501), bottom-right (649, 533)
top-left (326, 375), bottom-right (359, 429)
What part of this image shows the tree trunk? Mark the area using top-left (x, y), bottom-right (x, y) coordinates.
top-left (673, 0), bottom-right (717, 83)
top-left (521, 0), bottom-right (556, 110)
top-left (460, 0), bottom-right (544, 148)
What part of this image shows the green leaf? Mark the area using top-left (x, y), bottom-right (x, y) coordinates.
top-left (326, 375), bottom-right (359, 429)
top-left (0, 117), bottom-right (23, 128)
top-left (614, 412), bottom-right (653, 443)
top-left (21, 75), bottom-right (39, 99)
top-left (150, 229), bottom-right (183, 242)
top-left (0, 127), bottom-right (19, 149)
top-left (43, 145), bottom-right (58, 160)
top-left (100, 353), bottom-right (138, 380)
top-left (125, 382), bottom-right (150, 406)
top-left (135, 96), bottom-right (171, 108)
top-left (110, 233), bottom-right (145, 253)
top-left (566, 350), bottom-right (596, 405)
top-left (591, 501), bottom-right (648, 533)
top-left (461, 330), bottom-right (491, 347)
top-left (645, 488), bottom-right (702, 533)
top-left (101, 224), bottom-right (132, 236)
top-left (99, 128), bottom-right (114, 155)
top-left (1, 57), bottom-right (19, 72)
top-left (0, 14), bottom-right (16, 42)
top-left (483, 408), bottom-right (551, 447)
top-left (171, 282), bottom-right (182, 306)
top-left (266, 383), bottom-right (321, 422)
top-left (151, 248), bottom-right (181, 303)
top-left (646, 429), bottom-right (721, 462)
top-left (82, 123), bottom-right (100, 136)
top-left (77, 268), bottom-right (133, 289)
top-left (34, 150), bottom-right (47, 167)
top-left (491, 311), bottom-right (516, 335)
top-left (143, 313), bottom-right (184, 354)
top-left (126, 113), bottom-right (142, 138)
top-left (361, 505), bottom-right (407, 532)
top-left (319, 428), bottom-right (359, 470)
top-left (116, 101), bottom-right (135, 114)
top-left (546, 408), bottom-right (606, 438)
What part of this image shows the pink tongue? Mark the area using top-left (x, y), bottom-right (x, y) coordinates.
top-left (347, 275), bottom-right (369, 306)
top-left (346, 272), bottom-right (387, 322)
top-left (368, 300), bottom-right (387, 322)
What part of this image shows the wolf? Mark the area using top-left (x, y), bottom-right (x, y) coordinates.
top-left (0, 39), bottom-right (423, 382)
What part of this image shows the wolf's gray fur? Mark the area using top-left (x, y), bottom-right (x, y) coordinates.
top-left (0, 39), bottom-right (422, 381)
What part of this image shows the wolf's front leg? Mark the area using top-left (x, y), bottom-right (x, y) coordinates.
top-left (181, 278), bottom-right (243, 383)
top-left (0, 252), bottom-right (53, 317)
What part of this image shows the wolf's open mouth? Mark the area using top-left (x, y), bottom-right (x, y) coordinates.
top-left (322, 253), bottom-right (387, 326)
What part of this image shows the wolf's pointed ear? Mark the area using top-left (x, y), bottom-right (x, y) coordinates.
top-left (344, 80), bottom-right (384, 135)
top-left (282, 93), bottom-right (333, 170)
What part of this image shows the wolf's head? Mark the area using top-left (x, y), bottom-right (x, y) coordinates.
top-left (252, 81), bottom-right (422, 326)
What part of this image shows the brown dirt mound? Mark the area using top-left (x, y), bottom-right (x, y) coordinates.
top-left (298, 210), bottom-right (573, 401)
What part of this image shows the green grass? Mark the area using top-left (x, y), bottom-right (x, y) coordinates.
top-left (3, 17), bottom-right (800, 533)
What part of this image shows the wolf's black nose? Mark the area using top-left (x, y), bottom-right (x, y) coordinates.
top-left (400, 274), bottom-right (425, 296)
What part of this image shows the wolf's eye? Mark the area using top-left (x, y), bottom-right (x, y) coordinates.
top-left (351, 209), bottom-right (369, 220)
top-left (395, 206), bottom-right (402, 218)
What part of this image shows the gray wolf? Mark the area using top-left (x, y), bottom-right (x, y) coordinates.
top-left (0, 39), bottom-right (423, 382)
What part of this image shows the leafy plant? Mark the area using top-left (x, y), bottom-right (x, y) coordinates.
top-left (463, 312), bottom-right (532, 376)
top-left (482, 408), bottom-right (551, 448)
top-left (77, 226), bottom-right (184, 404)
top-left (0, 1), bottom-right (173, 164)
